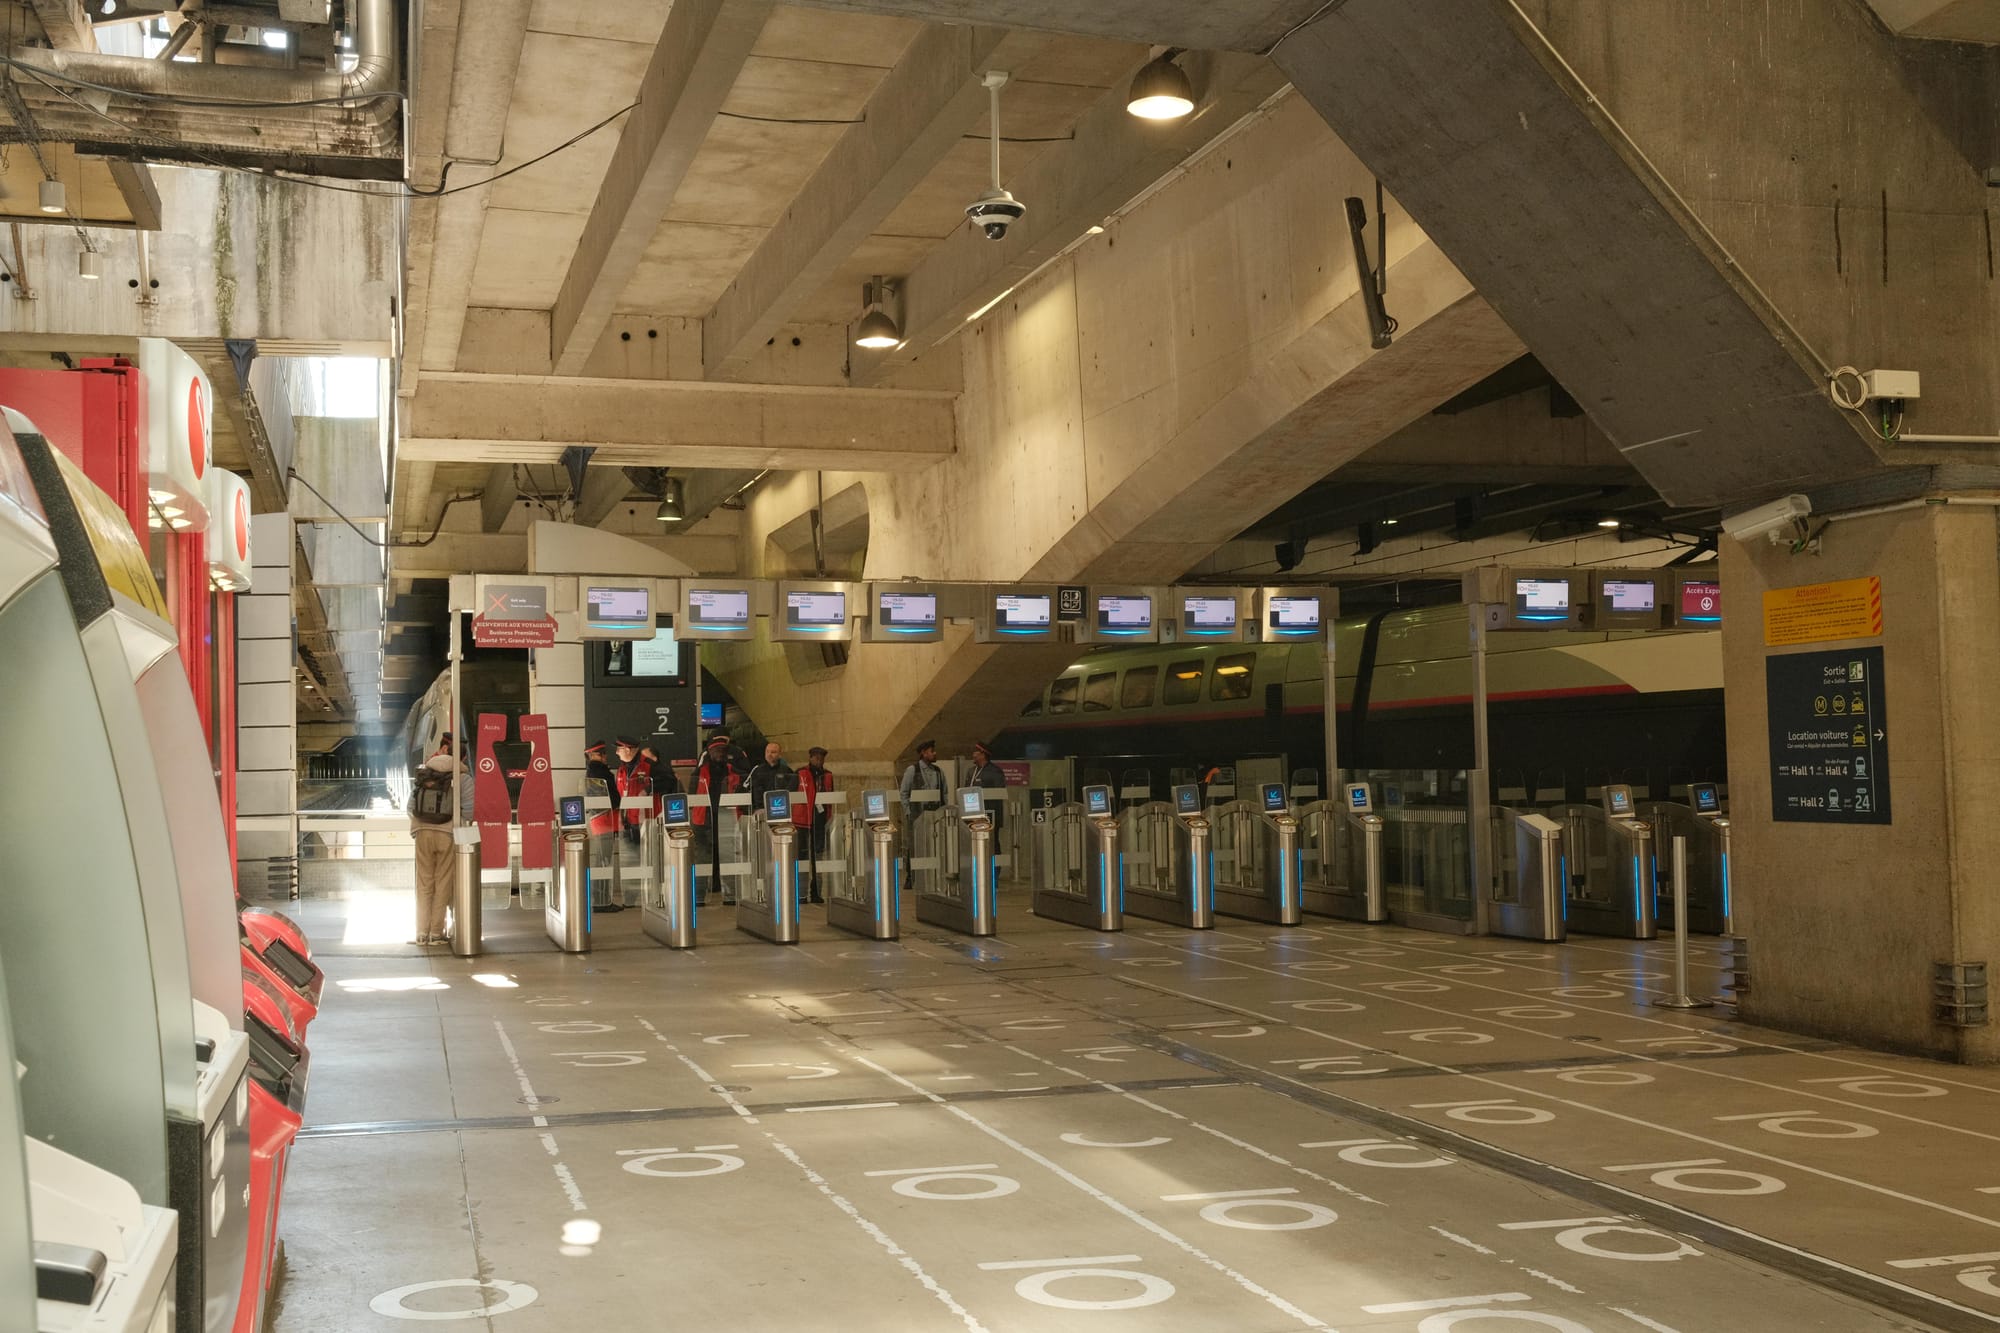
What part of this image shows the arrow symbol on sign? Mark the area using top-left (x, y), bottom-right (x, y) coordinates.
top-left (1874, 729), bottom-right (1885, 741)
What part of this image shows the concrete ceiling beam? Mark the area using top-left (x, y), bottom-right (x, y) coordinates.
top-left (851, 49), bottom-right (1287, 385)
top-left (549, 0), bottom-right (777, 377)
top-left (573, 466), bottom-right (636, 528)
top-left (702, 23), bottom-right (1045, 381)
top-left (405, 372), bottom-right (956, 471)
top-left (479, 463), bottom-right (517, 533)
top-left (777, 0), bottom-right (1326, 52)
top-left (28, 0), bottom-right (95, 51)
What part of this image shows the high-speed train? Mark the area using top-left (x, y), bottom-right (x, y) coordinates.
top-left (390, 654), bottom-right (531, 809)
top-left (998, 603), bottom-right (1725, 798)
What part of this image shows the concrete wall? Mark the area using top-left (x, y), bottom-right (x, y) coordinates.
top-left (1723, 501), bottom-right (2000, 1061)
top-left (236, 513), bottom-right (297, 890)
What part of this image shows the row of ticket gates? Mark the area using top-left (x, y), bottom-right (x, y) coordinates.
top-left (527, 774), bottom-right (1731, 951)
top-left (0, 411), bottom-right (324, 1333)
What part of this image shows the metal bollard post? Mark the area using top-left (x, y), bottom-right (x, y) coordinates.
top-left (1653, 835), bottom-right (1713, 1011)
top-left (450, 839), bottom-right (481, 958)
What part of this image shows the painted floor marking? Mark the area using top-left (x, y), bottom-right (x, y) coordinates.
top-left (1362, 1291), bottom-right (1532, 1313)
top-left (493, 1018), bottom-right (586, 1212)
top-left (849, 1051), bottom-right (1335, 1329)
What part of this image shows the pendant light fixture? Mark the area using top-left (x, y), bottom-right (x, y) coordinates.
top-left (853, 275), bottom-right (901, 349)
top-left (1127, 51), bottom-right (1194, 120)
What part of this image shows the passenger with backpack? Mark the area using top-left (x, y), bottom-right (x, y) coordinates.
top-left (407, 734), bottom-right (460, 946)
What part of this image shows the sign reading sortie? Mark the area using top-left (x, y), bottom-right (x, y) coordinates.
top-left (472, 575), bottom-right (557, 648)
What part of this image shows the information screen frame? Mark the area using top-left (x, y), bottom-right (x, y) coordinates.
top-left (958, 788), bottom-right (985, 818)
top-left (680, 580), bottom-right (761, 640)
top-left (1691, 783), bottom-right (1720, 815)
top-left (1675, 576), bottom-right (1723, 627)
top-left (580, 582), bottom-right (654, 642)
top-left (593, 619), bottom-right (691, 689)
top-left (1491, 568), bottom-right (1584, 630)
top-left (1080, 586), bottom-right (1161, 644)
top-left (978, 585), bottom-right (1060, 643)
top-left (698, 701), bottom-right (724, 728)
top-left (1591, 570), bottom-right (1665, 630)
top-left (772, 580), bottom-right (855, 642)
top-left (1260, 585), bottom-right (1336, 641)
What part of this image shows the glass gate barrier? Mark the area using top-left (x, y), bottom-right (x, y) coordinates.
top-left (1119, 801), bottom-right (1214, 928)
top-left (1032, 800), bottom-right (1120, 931)
top-left (1211, 799), bottom-right (1302, 925)
top-left (1298, 801), bottom-right (1386, 923)
top-left (1642, 802), bottom-right (1730, 934)
top-left (737, 810), bottom-right (802, 943)
top-left (913, 799), bottom-right (996, 936)
top-left (827, 806), bottom-right (899, 940)
top-left (1380, 808), bottom-right (1474, 931)
top-left (1488, 808), bottom-right (1565, 941)
top-left (1549, 804), bottom-right (1656, 939)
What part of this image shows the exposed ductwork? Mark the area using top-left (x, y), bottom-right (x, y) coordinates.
top-left (5, 0), bottom-right (403, 178)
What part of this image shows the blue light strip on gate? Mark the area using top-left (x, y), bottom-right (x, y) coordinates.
top-left (996, 625), bottom-right (1049, 636)
top-left (879, 623), bottom-right (936, 635)
top-left (1516, 612), bottom-right (1568, 623)
top-left (1096, 627), bottom-right (1149, 637)
top-left (894, 859), bottom-right (903, 920)
top-left (1183, 627), bottom-right (1232, 637)
top-left (1559, 856), bottom-right (1569, 921)
top-left (1632, 854), bottom-right (1643, 923)
top-left (1118, 853), bottom-right (1126, 912)
top-left (1720, 850), bottom-right (1732, 920)
top-left (1269, 627), bottom-right (1319, 637)
top-left (1680, 613), bottom-right (1721, 625)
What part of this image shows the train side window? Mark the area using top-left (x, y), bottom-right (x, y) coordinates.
top-left (1120, 666), bottom-right (1157, 709)
top-left (1212, 653), bottom-right (1256, 701)
top-left (1048, 675), bottom-right (1079, 715)
top-left (1083, 672), bottom-right (1117, 712)
top-left (1163, 660), bottom-right (1205, 705)
top-left (1019, 690), bottom-right (1043, 718)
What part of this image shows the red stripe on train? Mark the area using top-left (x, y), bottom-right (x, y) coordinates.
top-left (1014, 683), bottom-right (1643, 731)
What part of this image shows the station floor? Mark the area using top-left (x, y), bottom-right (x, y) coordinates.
top-left (268, 881), bottom-right (2000, 1332)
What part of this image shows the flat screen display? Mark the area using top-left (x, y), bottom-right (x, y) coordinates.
top-left (1603, 579), bottom-right (1656, 613)
top-left (878, 592), bottom-right (937, 629)
top-left (698, 702), bottom-right (723, 728)
top-left (688, 587), bottom-right (750, 626)
top-left (1347, 783), bottom-right (1372, 813)
top-left (1268, 595), bottom-right (1321, 633)
top-left (558, 796), bottom-right (587, 828)
top-left (628, 629), bottom-right (680, 677)
top-left (1261, 783), bottom-right (1288, 814)
top-left (1680, 580), bottom-right (1721, 622)
top-left (1096, 595), bottom-right (1152, 634)
top-left (662, 793), bottom-right (690, 827)
top-left (1083, 785), bottom-right (1112, 816)
top-left (585, 584), bottom-right (650, 627)
top-left (1691, 783), bottom-right (1720, 815)
top-left (863, 790), bottom-right (888, 820)
top-left (1173, 784), bottom-right (1200, 814)
top-left (995, 593), bottom-right (1051, 630)
top-left (764, 790), bottom-right (791, 823)
top-left (1514, 578), bottom-right (1570, 621)
top-left (787, 590), bottom-right (847, 627)
top-left (959, 789), bottom-right (984, 817)
top-left (1182, 596), bottom-right (1237, 633)
top-left (1606, 786), bottom-right (1633, 816)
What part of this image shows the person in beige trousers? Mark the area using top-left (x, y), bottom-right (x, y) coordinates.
top-left (410, 739), bottom-right (459, 945)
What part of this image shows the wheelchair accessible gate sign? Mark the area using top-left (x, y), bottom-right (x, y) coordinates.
top-left (1765, 645), bottom-right (1890, 824)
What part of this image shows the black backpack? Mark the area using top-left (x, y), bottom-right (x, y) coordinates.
top-left (410, 765), bottom-right (454, 825)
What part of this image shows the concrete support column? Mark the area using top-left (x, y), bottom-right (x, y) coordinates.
top-left (1723, 501), bottom-right (2000, 1062)
top-left (235, 512), bottom-right (298, 899)
top-left (533, 579), bottom-right (586, 803)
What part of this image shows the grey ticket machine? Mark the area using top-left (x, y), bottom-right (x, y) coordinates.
top-left (830, 790), bottom-right (899, 940)
top-left (1035, 784), bottom-right (1124, 932)
top-left (549, 796), bottom-right (592, 952)
top-left (918, 788), bottom-right (997, 936)
top-left (740, 791), bottom-right (802, 944)
top-left (1562, 784), bottom-right (1656, 939)
top-left (1215, 783), bottom-right (1303, 925)
top-left (646, 793), bottom-right (698, 949)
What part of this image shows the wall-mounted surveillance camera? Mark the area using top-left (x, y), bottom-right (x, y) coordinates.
top-left (966, 187), bottom-right (1026, 241)
top-left (1721, 493), bottom-right (1811, 544)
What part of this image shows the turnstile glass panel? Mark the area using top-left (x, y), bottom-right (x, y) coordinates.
top-left (1643, 802), bottom-right (1727, 933)
top-left (1350, 768), bottom-right (1473, 925)
top-left (1122, 804), bottom-right (1173, 895)
top-left (1032, 805), bottom-right (1088, 897)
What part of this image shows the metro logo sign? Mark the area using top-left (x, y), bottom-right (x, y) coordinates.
top-left (234, 487), bottom-right (249, 561)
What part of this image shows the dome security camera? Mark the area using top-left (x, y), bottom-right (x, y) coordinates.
top-left (966, 187), bottom-right (1026, 241)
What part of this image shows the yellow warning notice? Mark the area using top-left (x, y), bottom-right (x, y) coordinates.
top-left (1763, 576), bottom-right (1882, 647)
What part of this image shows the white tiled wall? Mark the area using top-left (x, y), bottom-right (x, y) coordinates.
top-left (236, 513), bottom-right (295, 866)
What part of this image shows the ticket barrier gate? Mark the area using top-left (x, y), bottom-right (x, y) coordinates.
top-left (1032, 786), bottom-right (1123, 931)
top-left (1298, 785), bottom-right (1387, 923)
top-left (644, 795), bottom-right (700, 948)
top-left (1119, 789), bottom-right (1215, 929)
top-left (1550, 786), bottom-right (1656, 939)
top-left (1489, 809), bottom-right (1567, 941)
top-left (739, 795), bottom-right (802, 944)
top-left (547, 808), bottom-right (592, 952)
top-left (1643, 801), bottom-right (1731, 934)
top-left (916, 789), bottom-right (997, 936)
top-left (1211, 786), bottom-right (1303, 925)
top-left (828, 794), bottom-right (900, 940)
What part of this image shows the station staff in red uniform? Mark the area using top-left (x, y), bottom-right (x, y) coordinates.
top-left (585, 739), bottom-right (620, 836)
top-left (692, 731), bottom-right (742, 902)
top-left (796, 747), bottom-right (835, 903)
top-left (611, 736), bottom-right (653, 844)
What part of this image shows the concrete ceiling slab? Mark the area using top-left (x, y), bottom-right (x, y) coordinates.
top-left (793, 231), bottom-right (940, 324)
top-left (617, 220), bottom-right (768, 314)
top-left (484, 32), bottom-right (656, 216)
top-left (753, 4), bottom-right (924, 66)
top-left (527, 0), bottom-right (671, 46)
top-left (778, 0), bottom-right (1325, 52)
top-left (876, 135), bottom-right (1051, 240)
top-left (1866, 0), bottom-right (2000, 42)
top-left (470, 208), bottom-right (590, 308)
top-left (665, 117), bottom-right (853, 230)
top-left (725, 51), bottom-right (897, 121)
top-left (1010, 37), bottom-right (1151, 87)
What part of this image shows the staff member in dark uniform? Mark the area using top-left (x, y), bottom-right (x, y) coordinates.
top-left (965, 741), bottom-right (1007, 832)
top-left (798, 746), bottom-right (834, 903)
top-left (612, 735), bottom-right (653, 845)
top-left (691, 731), bottom-right (742, 903)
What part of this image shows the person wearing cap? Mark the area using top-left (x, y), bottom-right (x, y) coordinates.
top-left (797, 746), bottom-right (834, 903)
top-left (898, 738), bottom-right (947, 831)
top-left (612, 736), bottom-right (655, 845)
top-left (640, 743), bottom-right (679, 820)
top-left (965, 741), bottom-right (1007, 834)
top-left (585, 739), bottom-right (620, 838)
top-left (692, 730), bottom-right (743, 903)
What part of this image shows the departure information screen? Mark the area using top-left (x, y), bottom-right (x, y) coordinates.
top-left (699, 702), bottom-right (723, 727)
top-left (1174, 784), bottom-right (1200, 814)
top-left (662, 794), bottom-right (690, 827)
top-left (1268, 595), bottom-right (1321, 633)
top-left (995, 593), bottom-right (1051, 629)
top-left (1514, 578), bottom-right (1570, 619)
top-left (1680, 580), bottom-right (1721, 622)
top-left (629, 629), bottom-right (679, 677)
top-left (1260, 783), bottom-right (1288, 814)
top-left (1603, 579), bottom-right (1656, 613)
top-left (689, 587), bottom-right (750, 625)
top-left (864, 791), bottom-right (888, 819)
top-left (787, 590), bottom-right (847, 627)
top-left (959, 789), bottom-right (984, 817)
top-left (585, 585), bottom-right (650, 627)
top-left (1084, 785), bottom-right (1112, 816)
top-left (1182, 596), bottom-right (1236, 633)
top-left (878, 592), bottom-right (936, 628)
top-left (1096, 595), bottom-right (1152, 633)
